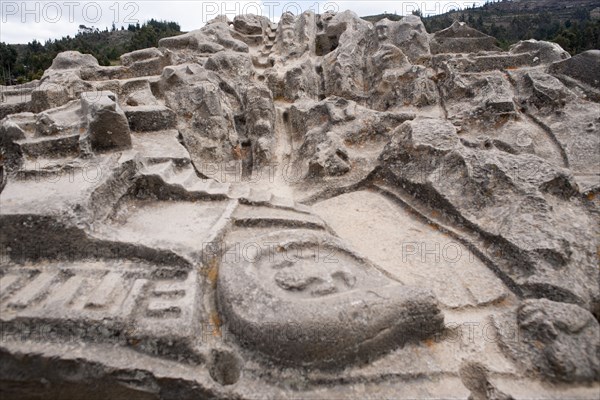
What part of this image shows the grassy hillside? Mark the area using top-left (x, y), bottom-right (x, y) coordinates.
top-left (365, 0), bottom-right (600, 53)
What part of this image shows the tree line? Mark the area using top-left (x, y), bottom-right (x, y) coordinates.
top-left (3, 5), bottom-right (599, 86)
top-left (1, 19), bottom-right (182, 85)
top-left (419, 4), bottom-right (600, 54)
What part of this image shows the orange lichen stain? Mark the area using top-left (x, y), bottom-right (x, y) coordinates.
top-left (371, 177), bottom-right (385, 186)
top-left (505, 66), bottom-right (518, 70)
top-left (430, 210), bottom-right (440, 218)
top-left (201, 257), bottom-right (219, 288)
top-left (424, 338), bottom-right (436, 349)
top-left (207, 267), bottom-right (218, 287)
top-left (210, 312), bottom-right (222, 337)
top-left (79, 127), bottom-right (86, 134)
top-left (495, 297), bottom-right (511, 307)
top-left (494, 115), bottom-right (510, 128)
top-left (533, 340), bottom-right (544, 350)
top-left (587, 192), bottom-right (596, 201)
top-left (207, 261), bottom-right (219, 288)
top-left (232, 144), bottom-right (243, 160)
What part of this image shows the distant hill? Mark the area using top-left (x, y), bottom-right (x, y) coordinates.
top-left (364, 0), bottom-right (600, 54)
top-left (0, 20), bottom-right (183, 85)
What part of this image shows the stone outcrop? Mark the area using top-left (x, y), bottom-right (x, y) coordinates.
top-left (49, 50), bottom-right (100, 70)
top-left (0, 11), bottom-right (598, 400)
top-left (430, 21), bottom-right (501, 54)
top-left (380, 118), bottom-right (598, 312)
top-left (549, 49), bottom-right (600, 88)
top-left (494, 299), bottom-right (599, 383)
top-left (80, 91), bottom-right (132, 151)
top-left (217, 230), bottom-right (444, 367)
top-left (460, 361), bottom-right (515, 400)
top-left (509, 39), bottom-right (571, 64)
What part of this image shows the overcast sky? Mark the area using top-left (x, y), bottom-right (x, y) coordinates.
top-left (0, 1), bottom-right (492, 44)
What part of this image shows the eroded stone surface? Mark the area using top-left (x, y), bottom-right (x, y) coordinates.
top-left (217, 230), bottom-right (444, 367)
top-left (1, 10), bottom-right (599, 400)
top-left (494, 299), bottom-right (600, 383)
top-left (80, 91), bottom-right (132, 151)
top-left (313, 190), bottom-right (509, 309)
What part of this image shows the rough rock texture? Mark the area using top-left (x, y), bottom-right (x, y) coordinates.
top-left (548, 49), bottom-right (600, 89)
top-left (380, 118), bottom-right (598, 312)
top-left (460, 361), bottom-right (515, 400)
top-left (80, 91), bottom-right (132, 151)
top-left (509, 39), bottom-right (571, 65)
top-left (217, 230), bottom-right (444, 367)
top-left (494, 299), bottom-right (599, 383)
top-left (1, 11), bottom-right (599, 400)
top-left (50, 50), bottom-right (100, 70)
top-left (430, 21), bottom-right (501, 54)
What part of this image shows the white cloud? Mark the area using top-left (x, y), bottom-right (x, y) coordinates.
top-left (0, 1), bottom-right (490, 44)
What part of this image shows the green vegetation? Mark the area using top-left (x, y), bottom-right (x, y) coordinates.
top-left (1, 19), bottom-right (182, 85)
top-left (421, 4), bottom-right (600, 53)
top-left (365, 1), bottom-right (600, 54)
top-left (4, 1), bottom-right (600, 85)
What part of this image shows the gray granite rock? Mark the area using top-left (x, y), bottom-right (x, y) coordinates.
top-left (80, 91), bottom-right (131, 151)
top-left (0, 11), bottom-right (598, 400)
top-left (549, 49), bottom-right (600, 89)
top-left (494, 299), bottom-right (599, 383)
top-left (509, 39), bottom-right (570, 64)
top-left (430, 21), bottom-right (501, 54)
